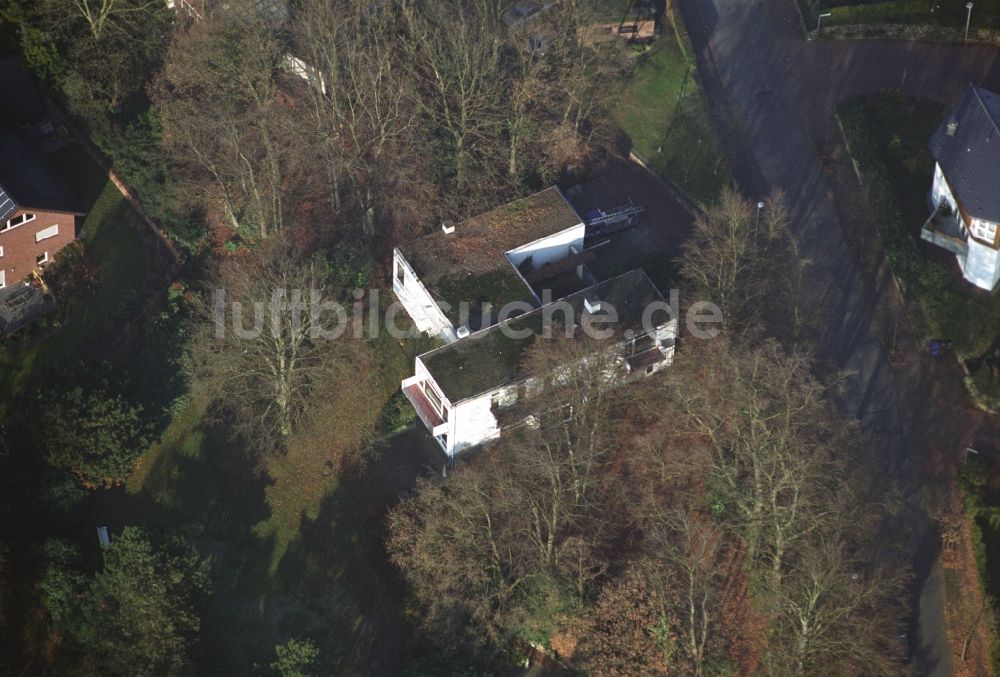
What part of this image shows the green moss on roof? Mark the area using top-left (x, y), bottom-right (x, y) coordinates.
top-left (397, 187), bottom-right (583, 322)
top-left (422, 311), bottom-right (544, 403)
top-left (435, 268), bottom-right (530, 324)
top-left (419, 269), bottom-right (668, 402)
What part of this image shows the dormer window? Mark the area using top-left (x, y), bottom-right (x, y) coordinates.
top-left (2, 213), bottom-right (35, 232)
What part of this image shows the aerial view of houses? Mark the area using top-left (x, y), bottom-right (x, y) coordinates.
top-left (3, 0), bottom-right (1000, 675)
top-left (393, 187), bottom-right (676, 455)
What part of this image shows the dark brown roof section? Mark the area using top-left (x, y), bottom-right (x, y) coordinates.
top-left (0, 134), bottom-right (83, 221)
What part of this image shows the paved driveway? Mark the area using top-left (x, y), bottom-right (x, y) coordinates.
top-left (569, 156), bottom-right (696, 285)
top-left (675, 1), bottom-right (1000, 674)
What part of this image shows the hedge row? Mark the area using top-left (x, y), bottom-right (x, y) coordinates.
top-left (824, 23), bottom-right (1000, 45)
top-left (837, 101), bottom-right (969, 343)
top-left (958, 461), bottom-right (1000, 674)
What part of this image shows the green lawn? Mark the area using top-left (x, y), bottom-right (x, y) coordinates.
top-left (86, 315), bottom-right (437, 672)
top-left (94, 400), bottom-right (433, 673)
top-left (0, 145), bottom-right (144, 421)
top-left (826, 0), bottom-right (1000, 31)
top-left (614, 33), bottom-right (727, 204)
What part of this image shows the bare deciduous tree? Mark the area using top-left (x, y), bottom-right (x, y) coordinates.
top-left (766, 536), bottom-right (907, 677)
top-left (189, 245), bottom-right (364, 454)
top-left (401, 0), bottom-right (509, 197)
top-left (643, 505), bottom-right (724, 676)
top-left (387, 465), bottom-right (532, 652)
top-left (294, 0), bottom-right (420, 238)
top-left (42, 0), bottom-right (166, 42)
top-left (678, 189), bottom-right (802, 337)
top-left (543, 0), bottom-right (632, 138)
top-left (656, 337), bottom-right (848, 581)
top-left (156, 14), bottom-right (291, 238)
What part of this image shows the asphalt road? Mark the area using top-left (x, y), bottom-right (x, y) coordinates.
top-left (674, 1), bottom-right (1000, 674)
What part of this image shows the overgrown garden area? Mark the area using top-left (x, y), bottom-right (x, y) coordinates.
top-left (957, 455), bottom-right (1000, 673)
top-left (838, 92), bottom-right (1000, 409)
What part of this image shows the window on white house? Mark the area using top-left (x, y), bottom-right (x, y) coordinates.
top-left (35, 224), bottom-right (59, 242)
top-left (36, 252), bottom-right (49, 265)
top-left (423, 381), bottom-right (444, 413)
top-left (2, 213), bottom-right (35, 231)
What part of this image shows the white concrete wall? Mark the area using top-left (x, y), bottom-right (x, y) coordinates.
top-left (933, 164), bottom-right (1000, 291)
top-left (445, 381), bottom-right (527, 456)
top-left (424, 377), bottom-right (539, 456)
top-left (411, 357), bottom-right (520, 456)
top-left (281, 54), bottom-right (326, 95)
top-left (505, 223), bottom-right (585, 271)
top-left (964, 238), bottom-right (1000, 291)
top-left (392, 248), bottom-right (457, 341)
top-left (450, 394), bottom-right (503, 455)
top-left (931, 163), bottom-right (957, 213)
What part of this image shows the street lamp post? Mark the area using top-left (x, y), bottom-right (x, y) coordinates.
top-left (965, 2), bottom-right (974, 41)
top-left (816, 12), bottom-right (832, 34)
top-left (755, 201), bottom-right (765, 236)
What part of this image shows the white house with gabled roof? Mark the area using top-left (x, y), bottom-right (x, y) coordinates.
top-left (923, 84), bottom-right (1000, 292)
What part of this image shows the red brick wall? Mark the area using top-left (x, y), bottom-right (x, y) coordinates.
top-left (0, 208), bottom-right (77, 288)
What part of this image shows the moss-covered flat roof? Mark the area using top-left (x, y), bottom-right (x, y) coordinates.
top-left (397, 187), bottom-right (583, 324)
top-left (419, 269), bottom-right (668, 402)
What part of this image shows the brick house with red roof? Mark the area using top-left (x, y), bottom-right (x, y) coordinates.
top-left (0, 134), bottom-right (83, 290)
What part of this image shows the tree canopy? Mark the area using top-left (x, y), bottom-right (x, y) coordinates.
top-left (37, 385), bottom-right (152, 488)
top-left (40, 528), bottom-right (210, 676)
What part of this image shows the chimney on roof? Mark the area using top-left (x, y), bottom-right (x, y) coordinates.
top-left (441, 220), bottom-right (455, 234)
top-left (947, 121), bottom-right (958, 136)
top-left (584, 294), bottom-right (602, 314)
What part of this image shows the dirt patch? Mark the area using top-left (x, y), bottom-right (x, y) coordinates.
top-left (940, 480), bottom-right (994, 676)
